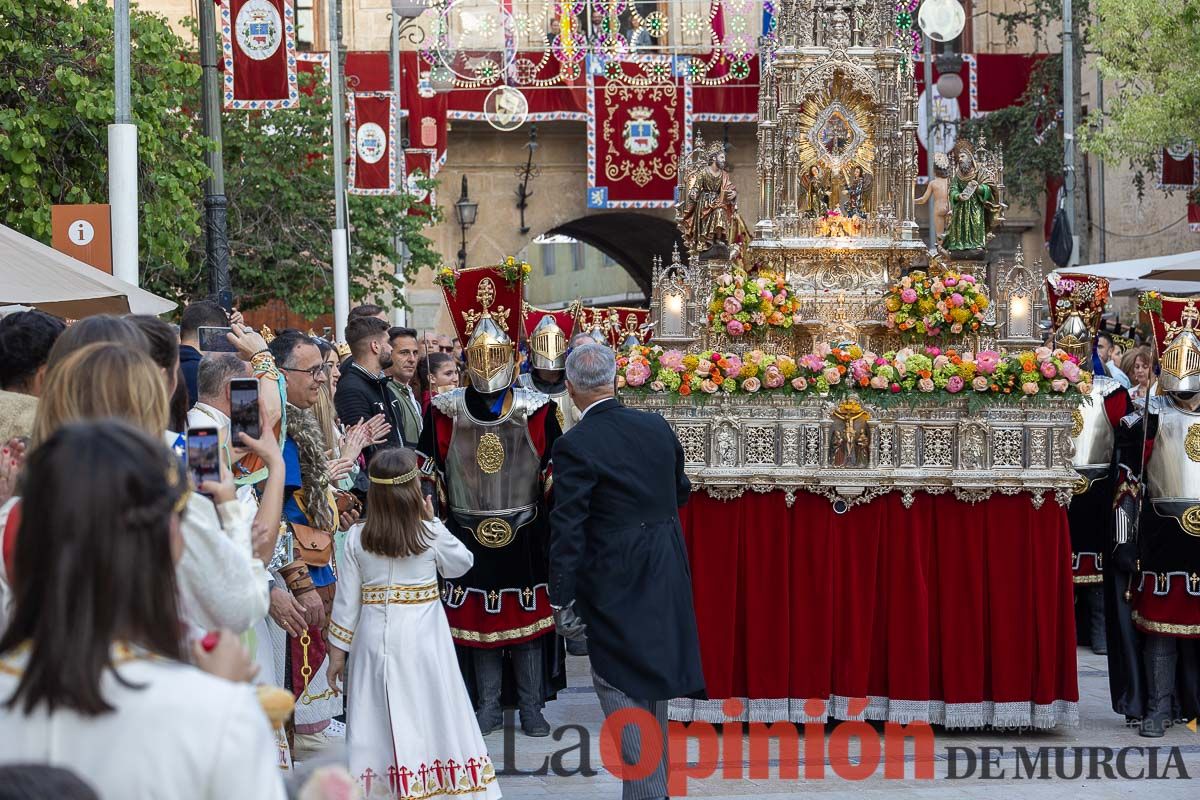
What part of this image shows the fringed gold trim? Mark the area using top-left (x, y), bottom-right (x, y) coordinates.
top-left (1132, 610), bottom-right (1200, 636)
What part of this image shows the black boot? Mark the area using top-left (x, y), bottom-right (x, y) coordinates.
top-left (1140, 634), bottom-right (1176, 738)
top-left (1089, 585), bottom-right (1107, 655)
top-left (512, 640), bottom-right (551, 737)
top-left (473, 648), bottom-right (504, 735)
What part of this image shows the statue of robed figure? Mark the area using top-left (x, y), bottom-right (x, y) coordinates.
top-left (676, 143), bottom-right (751, 258)
top-left (943, 140), bottom-right (1004, 252)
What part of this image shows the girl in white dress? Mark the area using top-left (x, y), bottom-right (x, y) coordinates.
top-left (327, 448), bottom-right (501, 800)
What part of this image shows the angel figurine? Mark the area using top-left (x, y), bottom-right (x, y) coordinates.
top-left (841, 165), bottom-right (872, 218)
top-left (801, 164), bottom-right (832, 218)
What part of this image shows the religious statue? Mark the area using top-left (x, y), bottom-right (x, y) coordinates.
top-left (801, 164), bottom-right (832, 218)
top-left (915, 152), bottom-right (951, 239)
top-left (943, 141), bottom-right (1004, 252)
top-left (676, 142), bottom-right (752, 258)
top-left (841, 165), bottom-right (872, 218)
top-left (829, 400), bottom-right (870, 468)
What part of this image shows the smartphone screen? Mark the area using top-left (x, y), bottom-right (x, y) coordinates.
top-left (198, 326), bottom-right (238, 353)
top-left (186, 427), bottom-right (221, 488)
top-left (228, 378), bottom-right (261, 441)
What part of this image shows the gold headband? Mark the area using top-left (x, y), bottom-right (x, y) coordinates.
top-left (369, 467), bottom-right (420, 486)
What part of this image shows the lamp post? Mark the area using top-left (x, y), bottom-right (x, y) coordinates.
top-left (197, 0), bottom-right (231, 310)
top-left (109, 0), bottom-right (139, 288)
top-left (454, 175), bottom-right (478, 269)
top-left (515, 125), bottom-right (540, 235)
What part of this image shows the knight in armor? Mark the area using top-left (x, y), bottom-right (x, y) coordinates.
top-left (1046, 274), bottom-right (1131, 656)
top-left (418, 266), bottom-right (565, 738)
top-left (1112, 295), bottom-right (1200, 737)
top-left (518, 307), bottom-right (580, 434)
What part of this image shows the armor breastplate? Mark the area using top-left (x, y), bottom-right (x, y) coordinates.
top-left (438, 388), bottom-right (547, 515)
top-left (1072, 376), bottom-right (1119, 473)
top-left (1146, 400), bottom-right (1200, 504)
top-left (518, 373), bottom-right (577, 432)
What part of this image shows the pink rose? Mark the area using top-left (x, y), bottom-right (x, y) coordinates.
top-left (792, 313), bottom-right (804, 324)
top-left (723, 297), bottom-right (743, 315)
top-left (1022, 381), bottom-right (1039, 395)
top-left (901, 276), bottom-right (913, 289)
top-left (925, 346), bottom-right (942, 357)
top-left (1035, 346), bottom-right (1053, 363)
top-left (870, 375), bottom-right (889, 390)
top-left (625, 362), bottom-right (651, 387)
top-left (890, 383), bottom-right (901, 393)
top-left (761, 289), bottom-right (773, 302)
top-left (1051, 378), bottom-right (1069, 393)
top-left (894, 360), bottom-right (908, 377)
top-left (791, 377), bottom-right (809, 391)
top-left (961, 274), bottom-right (976, 284)
top-left (976, 350), bottom-right (1001, 375)
top-left (734, 288), bottom-right (745, 302)
top-left (815, 342), bottom-right (833, 357)
top-left (742, 377), bottom-right (762, 393)
top-left (1039, 361), bottom-right (1057, 379)
top-left (946, 375), bottom-right (965, 393)
top-left (1078, 381), bottom-right (1093, 395)
top-left (726, 320), bottom-right (745, 336)
top-left (950, 293), bottom-right (964, 307)
top-left (851, 360), bottom-right (871, 382)
top-left (764, 366), bottom-right (785, 389)
top-left (1061, 361), bottom-right (1081, 382)
top-left (951, 322), bottom-right (963, 334)
top-left (933, 355), bottom-right (950, 370)
top-left (695, 360), bottom-right (713, 377)
top-left (900, 288), bottom-right (918, 304)
top-left (700, 379), bottom-right (720, 394)
top-left (650, 380), bottom-right (666, 392)
top-left (716, 272), bottom-right (734, 286)
top-left (972, 376), bottom-right (990, 392)
top-left (823, 366), bottom-right (842, 385)
top-left (918, 377), bottom-right (935, 393)
top-left (944, 277), bottom-right (958, 287)
top-left (659, 349), bottom-right (685, 372)
top-left (751, 312), bottom-right (766, 326)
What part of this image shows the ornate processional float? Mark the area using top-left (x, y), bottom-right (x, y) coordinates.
top-left (610, 0), bottom-right (1090, 729)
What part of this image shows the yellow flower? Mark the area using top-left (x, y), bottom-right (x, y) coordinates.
top-left (522, 263), bottom-right (532, 274)
top-left (505, 256), bottom-right (515, 266)
top-left (976, 296), bottom-right (989, 310)
top-left (776, 355), bottom-right (797, 378)
top-left (848, 345), bottom-right (863, 359)
top-left (682, 354), bottom-right (700, 372)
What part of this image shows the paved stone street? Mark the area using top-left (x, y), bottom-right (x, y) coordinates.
top-left (486, 649), bottom-right (1200, 798)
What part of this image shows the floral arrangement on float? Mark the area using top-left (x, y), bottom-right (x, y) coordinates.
top-left (708, 268), bottom-right (804, 338)
top-left (817, 208), bottom-right (861, 237)
top-left (433, 256), bottom-right (532, 293)
top-left (617, 343), bottom-right (1090, 408)
top-left (883, 269), bottom-right (992, 340)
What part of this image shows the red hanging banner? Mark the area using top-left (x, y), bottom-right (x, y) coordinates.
top-left (348, 92), bottom-right (397, 195)
top-left (587, 60), bottom-right (689, 209)
top-left (1158, 145), bottom-right (1198, 190)
top-left (403, 149), bottom-right (440, 218)
top-left (220, 0), bottom-right (300, 110)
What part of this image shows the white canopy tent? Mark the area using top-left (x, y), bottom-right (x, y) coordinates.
top-left (1108, 278), bottom-right (1200, 296)
top-left (1079, 250), bottom-right (1200, 284)
top-left (0, 223), bottom-right (175, 318)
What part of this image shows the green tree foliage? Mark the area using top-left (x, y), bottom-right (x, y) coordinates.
top-left (1082, 0), bottom-right (1200, 165)
top-left (206, 65), bottom-right (442, 317)
top-left (0, 0), bottom-right (206, 290)
top-left (0, 1), bottom-right (440, 317)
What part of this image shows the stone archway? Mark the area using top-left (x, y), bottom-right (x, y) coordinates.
top-left (547, 213), bottom-right (686, 297)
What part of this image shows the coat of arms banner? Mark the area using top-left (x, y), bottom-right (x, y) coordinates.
top-left (587, 60), bottom-right (691, 209)
top-left (220, 0), bottom-right (299, 110)
top-left (348, 92), bottom-right (397, 195)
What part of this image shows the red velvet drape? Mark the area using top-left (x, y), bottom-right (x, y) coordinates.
top-left (676, 491), bottom-right (1079, 725)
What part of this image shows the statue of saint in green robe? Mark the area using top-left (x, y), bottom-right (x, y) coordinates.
top-left (943, 150), bottom-right (1002, 252)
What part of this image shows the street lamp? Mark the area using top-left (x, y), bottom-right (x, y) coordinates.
top-left (454, 175), bottom-right (478, 269)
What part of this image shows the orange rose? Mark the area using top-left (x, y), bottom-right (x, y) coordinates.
top-left (679, 383), bottom-right (692, 397)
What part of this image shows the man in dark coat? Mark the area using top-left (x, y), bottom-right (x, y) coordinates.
top-left (549, 344), bottom-right (705, 800)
